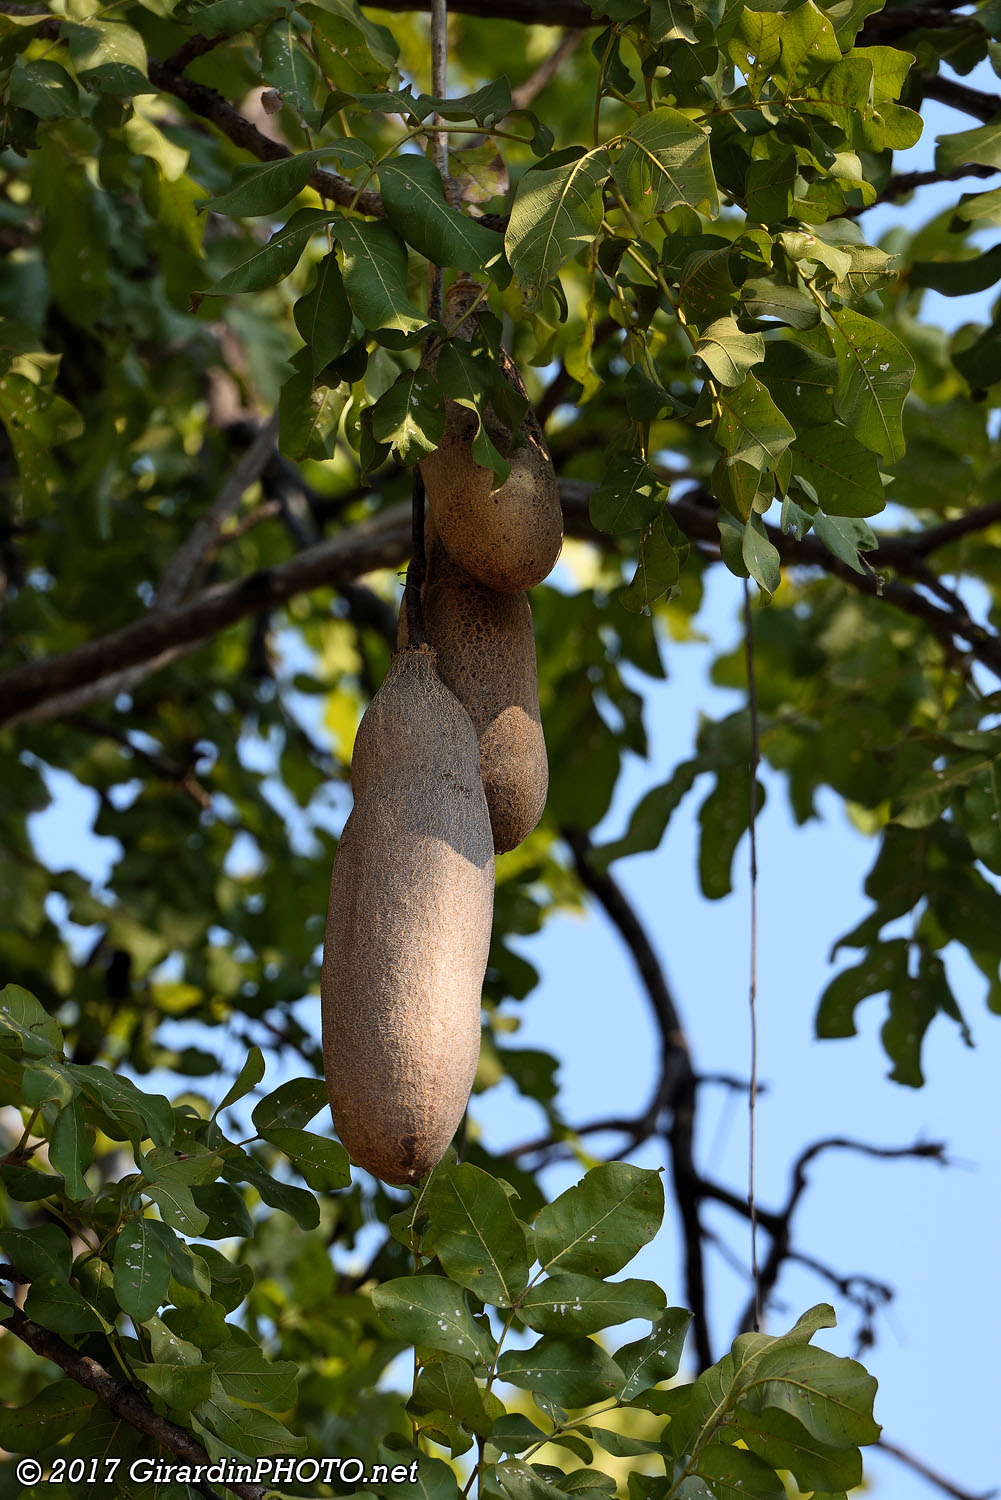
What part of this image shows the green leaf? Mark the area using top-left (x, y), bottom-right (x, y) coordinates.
top-left (0, 984), bottom-right (62, 1056)
top-left (22, 1058), bottom-right (74, 1107)
top-left (371, 367), bottom-right (446, 465)
top-left (294, 251), bottom-right (353, 374)
top-left (261, 16), bottom-right (319, 119)
top-left (811, 511), bottom-right (878, 573)
top-left (953, 317), bottom-right (1001, 390)
top-left (829, 306), bottom-right (913, 461)
top-left (772, 0), bottom-right (841, 91)
top-left (114, 1219), bottom-right (170, 1323)
top-left (791, 425), bottom-right (884, 517)
top-left (380, 157), bottom-right (505, 274)
top-left (733, 1405), bottom-right (863, 1492)
top-left (252, 1077), bottom-right (328, 1133)
top-left (497, 1336), bottom-right (625, 1407)
top-left (222, 1146), bottom-right (319, 1228)
top-left (68, 1064), bottom-right (173, 1146)
top-left (613, 107), bottom-right (718, 219)
top-left (372, 1276), bottom-right (497, 1365)
top-left (263, 1126), bottom-right (351, 1189)
top-left (134, 1357), bottom-right (213, 1413)
top-left (279, 369), bottom-right (347, 461)
top-left (433, 341), bottom-right (511, 484)
top-left (426, 1162), bottom-right (530, 1306)
top-left (741, 278), bottom-right (820, 330)
top-left (742, 515), bottom-right (780, 598)
top-left (208, 1342), bottom-right (300, 1409)
top-left (49, 1095), bottom-right (92, 1199)
top-left (936, 120), bottom-right (1001, 175)
top-left (200, 154), bottom-right (321, 217)
top-left (505, 147), bottom-right (611, 308)
top-left (336, 217), bottom-right (428, 344)
top-left (0, 1380), bottom-right (96, 1452)
top-left (146, 1167), bottom-right (210, 1237)
top-left (190, 0), bottom-right (289, 36)
top-left (496, 1461), bottom-right (573, 1500)
top-left (534, 1162), bottom-right (664, 1276)
top-left (213, 1044), bottom-right (265, 1117)
top-left (8, 59), bottom-right (79, 120)
top-left (621, 509), bottom-right (688, 613)
top-left (911, 244), bottom-right (1001, 297)
top-left (190, 1180), bottom-right (255, 1239)
top-left (740, 1343), bottom-right (880, 1447)
top-left (698, 765), bottom-right (764, 899)
top-left (693, 319), bottom-right (765, 387)
top-left (0, 372), bottom-right (84, 515)
top-left (519, 1273), bottom-right (666, 1335)
top-left (816, 940), bottom-right (909, 1038)
top-left (589, 454), bottom-right (666, 533)
top-left (372, 1444), bottom-right (462, 1499)
top-left (712, 376), bottom-right (796, 469)
top-left (194, 1376), bottom-right (306, 1456)
top-left (692, 1444), bottom-right (786, 1499)
top-left (207, 207), bottom-right (335, 294)
top-left (616, 1308), bottom-right (692, 1399)
top-left (65, 20), bottom-right (154, 96)
top-left (410, 1355), bottom-right (493, 1437)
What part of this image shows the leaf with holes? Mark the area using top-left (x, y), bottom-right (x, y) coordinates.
top-left (498, 1336), bottom-right (625, 1408)
top-left (534, 1162), bottom-right (664, 1276)
top-left (372, 1277), bottom-right (496, 1365)
top-left (829, 306), bottom-right (912, 461)
top-left (113, 1219), bottom-right (169, 1323)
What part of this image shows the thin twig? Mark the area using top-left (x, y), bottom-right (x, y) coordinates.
top-left (158, 412), bottom-right (281, 610)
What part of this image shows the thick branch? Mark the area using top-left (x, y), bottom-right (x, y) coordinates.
top-left (921, 73), bottom-right (1001, 124)
top-left (6, 478), bottom-right (1001, 729)
top-left (0, 1291), bottom-right (267, 1500)
top-left (0, 506), bottom-right (411, 729)
top-left (561, 826), bottom-right (712, 1372)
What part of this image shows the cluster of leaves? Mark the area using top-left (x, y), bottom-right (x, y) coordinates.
top-left (0, 985), bottom-right (342, 1472)
top-left (1, 982), bottom-right (878, 1498)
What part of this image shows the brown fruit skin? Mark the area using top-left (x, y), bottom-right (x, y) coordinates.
top-left (419, 281), bottom-right (563, 594)
top-left (422, 530), bottom-right (548, 854)
top-left (321, 646), bottom-right (494, 1185)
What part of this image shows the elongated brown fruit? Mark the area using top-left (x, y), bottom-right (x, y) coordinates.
top-left (321, 646), bottom-right (494, 1185)
top-left (420, 280), bottom-right (563, 593)
top-left (421, 528), bottom-right (548, 854)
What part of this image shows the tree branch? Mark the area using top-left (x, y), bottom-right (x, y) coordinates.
top-left (157, 412), bottom-right (280, 610)
top-left (920, 73), bottom-right (1001, 124)
top-left (510, 29), bottom-right (585, 110)
top-left (726, 1136), bottom-right (949, 1333)
top-left (0, 1290), bottom-right (268, 1500)
top-left (561, 826), bottom-right (712, 1372)
top-left (6, 474), bottom-right (1001, 729)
